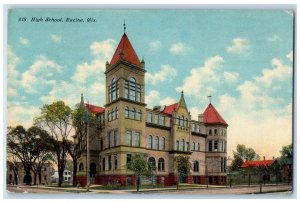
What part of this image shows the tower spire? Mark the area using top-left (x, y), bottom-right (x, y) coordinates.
top-left (123, 19), bottom-right (126, 34)
top-left (207, 95), bottom-right (212, 104)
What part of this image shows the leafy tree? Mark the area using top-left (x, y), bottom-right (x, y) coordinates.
top-left (230, 144), bottom-right (260, 171)
top-left (7, 153), bottom-right (20, 185)
top-left (34, 101), bottom-right (73, 187)
top-left (278, 144), bottom-right (292, 183)
top-left (7, 125), bottom-right (48, 185)
top-left (67, 103), bottom-right (97, 186)
top-left (174, 155), bottom-right (192, 187)
top-left (127, 154), bottom-right (148, 192)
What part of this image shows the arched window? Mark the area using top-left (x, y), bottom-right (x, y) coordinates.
top-left (214, 129), bottom-right (218, 135)
top-left (102, 158), bottom-right (105, 171)
top-left (90, 163), bottom-right (97, 177)
top-left (193, 142), bottom-right (196, 151)
top-left (176, 116), bottom-right (180, 125)
top-left (158, 158), bottom-right (165, 171)
top-left (180, 139), bottom-right (184, 151)
top-left (130, 108), bottom-right (135, 119)
top-left (79, 163), bottom-right (84, 171)
top-left (180, 116), bottom-right (184, 126)
top-left (185, 118), bottom-right (189, 127)
top-left (114, 155), bottom-right (118, 170)
top-left (193, 161), bottom-right (199, 172)
top-left (148, 157), bottom-right (156, 171)
top-left (159, 137), bottom-right (165, 150)
top-left (125, 106), bottom-right (129, 118)
top-left (197, 143), bottom-right (200, 151)
top-left (129, 77), bottom-right (136, 101)
top-left (209, 129), bottom-right (212, 135)
top-left (110, 78), bottom-right (119, 102)
top-left (111, 108), bottom-right (115, 120)
top-left (148, 135), bottom-right (152, 149)
top-left (154, 136), bottom-right (159, 150)
top-left (136, 109), bottom-right (142, 121)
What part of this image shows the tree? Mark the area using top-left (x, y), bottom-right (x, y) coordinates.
top-left (67, 103), bottom-right (97, 186)
top-left (7, 125), bottom-right (48, 185)
top-left (278, 144), bottom-right (292, 183)
top-left (230, 144), bottom-right (260, 171)
top-left (127, 154), bottom-right (148, 192)
top-left (34, 101), bottom-right (73, 187)
top-left (7, 153), bottom-right (20, 185)
top-left (174, 155), bottom-right (192, 188)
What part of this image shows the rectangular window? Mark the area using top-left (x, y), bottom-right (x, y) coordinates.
top-left (114, 155), bottom-right (118, 170)
top-left (114, 129), bottom-right (118, 146)
top-left (214, 140), bottom-right (218, 152)
top-left (192, 123), bottom-right (195, 131)
top-left (176, 140), bottom-right (179, 150)
top-left (108, 155), bottom-right (112, 170)
top-left (108, 131), bottom-right (112, 148)
top-left (186, 142), bottom-right (189, 151)
top-left (159, 116), bottom-right (165, 126)
top-left (130, 108), bottom-right (135, 119)
top-left (134, 131), bottom-right (140, 147)
top-left (126, 154), bottom-right (132, 169)
top-left (136, 84), bottom-right (141, 102)
top-left (154, 114), bottom-right (159, 124)
top-left (208, 140), bottom-right (213, 152)
top-left (126, 130), bottom-right (132, 146)
top-left (147, 112), bottom-right (152, 123)
top-left (124, 81), bottom-right (129, 99)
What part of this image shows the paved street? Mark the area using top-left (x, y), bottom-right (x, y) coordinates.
top-left (6, 184), bottom-right (292, 196)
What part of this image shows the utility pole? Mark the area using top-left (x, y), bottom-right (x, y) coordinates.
top-left (85, 107), bottom-right (90, 192)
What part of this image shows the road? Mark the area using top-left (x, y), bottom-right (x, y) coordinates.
top-left (6, 184), bottom-right (292, 196)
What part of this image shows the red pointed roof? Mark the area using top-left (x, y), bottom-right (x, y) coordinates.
top-left (110, 34), bottom-right (140, 66)
top-left (163, 103), bottom-right (178, 115)
top-left (203, 104), bottom-right (227, 125)
top-left (241, 160), bottom-right (276, 168)
top-left (85, 103), bottom-right (105, 114)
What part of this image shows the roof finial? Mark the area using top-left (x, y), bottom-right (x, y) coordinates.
top-left (123, 19), bottom-right (126, 34)
top-left (207, 95), bottom-right (212, 104)
top-left (181, 90), bottom-right (184, 96)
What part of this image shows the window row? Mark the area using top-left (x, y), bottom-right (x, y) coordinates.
top-left (208, 128), bottom-right (226, 136)
top-left (147, 112), bottom-right (165, 126)
top-left (97, 113), bottom-right (105, 124)
top-left (124, 77), bottom-right (141, 102)
top-left (108, 129), bottom-right (119, 148)
top-left (176, 139), bottom-right (189, 151)
top-left (148, 157), bottom-right (165, 171)
top-left (192, 123), bottom-right (202, 133)
top-left (109, 78), bottom-right (119, 102)
top-left (126, 130), bottom-right (141, 147)
top-left (101, 155), bottom-right (118, 171)
top-left (107, 107), bottom-right (119, 122)
top-left (175, 115), bottom-right (189, 127)
top-left (147, 135), bottom-right (166, 150)
top-left (125, 106), bottom-right (142, 121)
top-left (208, 140), bottom-right (227, 152)
top-left (192, 142), bottom-right (201, 151)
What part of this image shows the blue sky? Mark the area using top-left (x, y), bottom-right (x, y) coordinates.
top-left (7, 9), bottom-right (293, 158)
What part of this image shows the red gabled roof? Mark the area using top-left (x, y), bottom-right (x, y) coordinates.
top-left (241, 160), bottom-right (276, 168)
top-left (203, 104), bottom-right (227, 125)
top-left (85, 104), bottom-right (105, 114)
top-left (163, 103), bottom-right (178, 115)
top-left (110, 34), bottom-right (140, 66)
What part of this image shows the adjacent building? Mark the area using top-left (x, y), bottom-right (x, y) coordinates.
top-left (76, 30), bottom-right (228, 187)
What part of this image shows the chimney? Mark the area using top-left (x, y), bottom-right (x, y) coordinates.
top-left (273, 156), bottom-right (275, 160)
top-left (263, 156), bottom-right (265, 160)
top-left (198, 114), bottom-right (204, 122)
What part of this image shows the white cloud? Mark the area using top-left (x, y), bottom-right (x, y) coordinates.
top-left (254, 58), bottom-right (292, 87)
top-left (159, 97), bottom-right (176, 106)
top-left (149, 40), bottom-right (161, 50)
top-left (146, 65), bottom-right (177, 85)
top-left (223, 71), bottom-right (239, 83)
top-left (8, 46), bottom-right (21, 84)
top-left (19, 37), bottom-right (29, 46)
top-left (90, 39), bottom-right (116, 59)
top-left (287, 50), bottom-right (293, 62)
top-left (21, 56), bottom-right (62, 93)
top-left (176, 55), bottom-right (224, 98)
top-left (226, 38), bottom-right (250, 54)
top-left (267, 35), bottom-right (281, 42)
top-left (7, 102), bottom-right (40, 128)
top-left (169, 42), bottom-right (190, 55)
top-left (50, 34), bottom-right (62, 43)
top-left (7, 88), bottom-right (18, 97)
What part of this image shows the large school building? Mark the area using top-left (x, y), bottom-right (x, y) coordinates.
top-left (76, 29), bottom-right (228, 187)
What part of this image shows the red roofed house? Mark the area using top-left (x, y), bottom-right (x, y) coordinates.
top-left (76, 27), bottom-right (228, 187)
